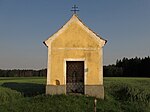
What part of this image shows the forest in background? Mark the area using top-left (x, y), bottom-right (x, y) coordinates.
top-left (104, 56), bottom-right (150, 77)
top-left (0, 69), bottom-right (46, 77)
top-left (0, 56), bottom-right (150, 77)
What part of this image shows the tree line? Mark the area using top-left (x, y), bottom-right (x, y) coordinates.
top-left (104, 56), bottom-right (150, 77)
top-left (0, 69), bottom-right (46, 77)
top-left (0, 56), bottom-right (150, 77)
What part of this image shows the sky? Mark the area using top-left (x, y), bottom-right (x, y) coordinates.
top-left (0, 0), bottom-right (150, 70)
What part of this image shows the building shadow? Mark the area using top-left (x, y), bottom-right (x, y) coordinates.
top-left (2, 82), bottom-right (45, 97)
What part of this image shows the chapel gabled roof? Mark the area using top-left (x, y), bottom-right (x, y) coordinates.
top-left (44, 14), bottom-right (107, 47)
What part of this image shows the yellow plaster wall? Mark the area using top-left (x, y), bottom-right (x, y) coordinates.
top-left (47, 21), bottom-right (104, 86)
top-left (50, 49), bottom-right (103, 85)
top-left (51, 22), bottom-right (100, 48)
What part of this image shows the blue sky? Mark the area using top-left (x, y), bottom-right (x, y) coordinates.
top-left (0, 0), bottom-right (150, 69)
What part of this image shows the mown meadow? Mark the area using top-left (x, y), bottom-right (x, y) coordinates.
top-left (0, 77), bottom-right (150, 112)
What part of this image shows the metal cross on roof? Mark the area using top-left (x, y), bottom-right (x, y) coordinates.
top-left (71, 5), bottom-right (79, 14)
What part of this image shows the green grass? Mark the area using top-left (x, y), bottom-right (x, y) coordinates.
top-left (0, 77), bottom-right (46, 84)
top-left (0, 77), bottom-right (150, 112)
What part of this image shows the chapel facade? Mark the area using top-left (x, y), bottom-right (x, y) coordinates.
top-left (44, 14), bottom-right (106, 98)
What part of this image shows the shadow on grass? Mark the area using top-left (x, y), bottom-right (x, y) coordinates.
top-left (2, 82), bottom-right (45, 97)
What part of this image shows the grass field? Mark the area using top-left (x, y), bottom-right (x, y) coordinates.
top-left (0, 77), bottom-right (150, 112)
